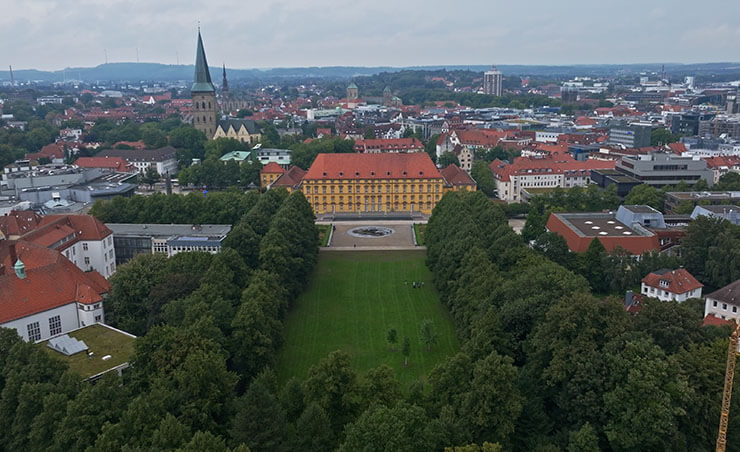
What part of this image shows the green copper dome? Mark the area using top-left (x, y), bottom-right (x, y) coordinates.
top-left (191, 31), bottom-right (216, 93)
top-left (14, 258), bottom-right (26, 279)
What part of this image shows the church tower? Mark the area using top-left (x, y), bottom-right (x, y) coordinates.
top-left (191, 29), bottom-right (217, 138)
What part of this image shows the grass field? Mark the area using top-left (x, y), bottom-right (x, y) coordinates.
top-left (413, 223), bottom-right (426, 245)
top-left (276, 250), bottom-right (458, 388)
top-left (316, 224), bottom-right (331, 246)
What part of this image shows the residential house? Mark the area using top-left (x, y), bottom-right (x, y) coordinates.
top-left (705, 280), bottom-right (740, 322)
top-left (641, 268), bottom-right (703, 302)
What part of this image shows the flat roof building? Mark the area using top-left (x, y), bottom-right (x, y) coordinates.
top-left (615, 152), bottom-right (713, 188)
top-left (106, 223), bottom-right (231, 265)
top-left (546, 205), bottom-right (661, 254)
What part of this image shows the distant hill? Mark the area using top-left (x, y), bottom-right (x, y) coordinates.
top-left (2, 62), bottom-right (740, 84)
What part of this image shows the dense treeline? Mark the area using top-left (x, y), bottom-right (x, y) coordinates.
top-left (90, 190), bottom-right (260, 225)
top-left (424, 190), bottom-right (739, 451)
top-left (0, 189), bottom-right (320, 452)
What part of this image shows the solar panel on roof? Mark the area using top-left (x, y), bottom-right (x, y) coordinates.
top-left (47, 334), bottom-right (89, 356)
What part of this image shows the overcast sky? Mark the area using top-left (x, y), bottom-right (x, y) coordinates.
top-left (2, 0), bottom-right (739, 71)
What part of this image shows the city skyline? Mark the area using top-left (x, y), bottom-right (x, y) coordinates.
top-left (2, 0), bottom-right (740, 71)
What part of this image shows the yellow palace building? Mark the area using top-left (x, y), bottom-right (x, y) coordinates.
top-left (299, 153), bottom-right (474, 215)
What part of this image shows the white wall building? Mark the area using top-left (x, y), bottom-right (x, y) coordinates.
top-left (705, 280), bottom-right (740, 322)
top-left (640, 268), bottom-right (703, 302)
top-left (0, 240), bottom-right (109, 343)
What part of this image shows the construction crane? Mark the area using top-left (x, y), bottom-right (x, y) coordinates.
top-left (716, 319), bottom-right (740, 452)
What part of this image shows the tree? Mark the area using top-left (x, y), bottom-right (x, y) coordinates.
top-left (425, 134), bottom-right (440, 163)
top-left (602, 336), bottom-right (688, 452)
top-left (624, 184), bottom-right (665, 210)
top-left (359, 365), bottom-right (402, 408)
top-left (580, 238), bottom-right (608, 294)
top-left (716, 172), bottom-right (740, 190)
top-left (567, 423), bottom-right (600, 452)
top-left (420, 319), bottom-right (438, 351)
top-left (439, 151), bottom-right (460, 168)
top-left (229, 380), bottom-right (292, 452)
top-left (402, 336), bottom-right (411, 366)
top-left (294, 403), bottom-right (334, 452)
top-left (651, 128), bottom-right (678, 146)
top-left (471, 161), bottom-right (495, 197)
top-left (303, 350), bottom-right (360, 433)
top-left (386, 328), bottom-right (398, 351)
top-left (139, 165), bottom-right (161, 189)
top-left (363, 126), bottom-right (376, 139)
top-left (339, 402), bottom-right (443, 452)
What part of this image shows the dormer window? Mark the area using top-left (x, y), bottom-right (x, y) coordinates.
top-left (322, 172), bottom-right (327, 177)
top-left (402, 171), bottom-right (407, 176)
top-left (355, 171), bottom-right (360, 176)
top-left (386, 171), bottom-right (391, 176)
top-left (370, 171), bottom-right (375, 176)
top-left (659, 279), bottom-right (669, 288)
top-left (339, 172), bottom-right (343, 177)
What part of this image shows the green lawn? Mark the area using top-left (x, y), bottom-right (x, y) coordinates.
top-left (413, 223), bottom-right (426, 246)
top-left (317, 224), bottom-right (331, 247)
top-left (41, 324), bottom-right (135, 378)
top-left (276, 251), bottom-right (458, 388)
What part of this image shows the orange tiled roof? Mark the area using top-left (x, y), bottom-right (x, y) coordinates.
top-left (75, 156), bottom-right (134, 172)
top-left (489, 153), bottom-right (615, 182)
top-left (0, 211), bottom-right (42, 238)
top-left (0, 240), bottom-right (110, 323)
top-left (641, 268), bottom-right (703, 294)
top-left (261, 162), bottom-right (286, 174)
top-left (272, 166), bottom-right (307, 188)
top-left (305, 153), bottom-right (441, 180)
top-left (441, 164), bottom-right (475, 186)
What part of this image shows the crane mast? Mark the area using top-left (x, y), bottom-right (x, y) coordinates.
top-left (716, 320), bottom-right (740, 452)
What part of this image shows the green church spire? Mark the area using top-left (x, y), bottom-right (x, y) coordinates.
top-left (191, 30), bottom-right (215, 93)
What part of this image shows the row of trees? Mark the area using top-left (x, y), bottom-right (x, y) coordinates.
top-left (90, 190), bottom-right (260, 225)
top-left (0, 189), bottom-right (324, 452)
top-left (424, 190), bottom-right (739, 451)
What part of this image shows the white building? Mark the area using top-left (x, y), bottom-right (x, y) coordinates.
top-left (0, 240), bottom-right (109, 343)
top-left (96, 146), bottom-right (178, 176)
top-left (21, 214), bottom-right (117, 278)
top-left (640, 268), bottom-right (703, 302)
top-left (705, 280), bottom-right (740, 322)
top-left (106, 223), bottom-right (231, 265)
top-left (483, 66), bottom-right (503, 96)
top-left (489, 153), bottom-right (614, 202)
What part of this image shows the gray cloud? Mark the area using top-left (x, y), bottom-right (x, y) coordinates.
top-left (1, 0), bottom-right (739, 71)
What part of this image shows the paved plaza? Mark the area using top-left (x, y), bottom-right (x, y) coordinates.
top-left (325, 221), bottom-right (421, 250)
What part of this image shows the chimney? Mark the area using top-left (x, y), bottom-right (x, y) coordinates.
top-left (8, 241), bottom-right (17, 265)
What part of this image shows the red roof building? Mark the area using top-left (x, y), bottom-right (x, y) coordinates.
top-left (546, 211), bottom-right (660, 255)
top-left (354, 138), bottom-right (424, 153)
top-left (74, 156), bottom-right (135, 173)
top-left (0, 210), bottom-right (42, 240)
top-left (489, 153), bottom-right (616, 202)
top-left (260, 162), bottom-right (286, 189)
top-left (20, 214), bottom-right (116, 278)
top-left (271, 166), bottom-right (307, 192)
top-left (440, 164), bottom-right (476, 191)
top-left (26, 143), bottom-right (66, 163)
top-left (0, 240), bottom-right (110, 342)
top-left (640, 268), bottom-right (703, 302)
top-left (301, 153), bottom-right (444, 215)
